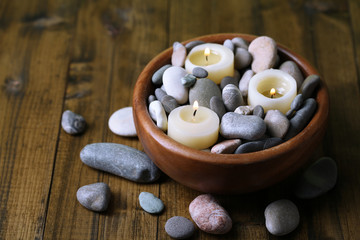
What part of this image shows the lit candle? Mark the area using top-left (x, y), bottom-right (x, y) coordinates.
top-left (185, 43), bottom-right (234, 84)
top-left (247, 69), bottom-right (297, 114)
top-left (167, 101), bottom-right (220, 150)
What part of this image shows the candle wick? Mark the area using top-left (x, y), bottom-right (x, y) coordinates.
top-left (271, 94), bottom-right (274, 98)
top-left (193, 109), bottom-right (197, 117)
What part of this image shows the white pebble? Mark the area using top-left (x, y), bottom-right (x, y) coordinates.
top-left (149, 100), bottom-right (168, 131)
top-left (108, 107), bottom-right (137, 137)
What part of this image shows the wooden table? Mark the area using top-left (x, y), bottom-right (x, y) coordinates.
top-left (1, 0), bottom-right (359, 239)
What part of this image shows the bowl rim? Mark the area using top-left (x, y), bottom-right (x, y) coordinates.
top-left (133, 33), bottom-right (329, 166)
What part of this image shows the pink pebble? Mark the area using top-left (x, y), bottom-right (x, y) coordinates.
top-left (211, 139), bottom-right (242, 154)
top-left (171, 42), bottom-right (187, 67)
top-left (189, 194), bottom-right (232, 234)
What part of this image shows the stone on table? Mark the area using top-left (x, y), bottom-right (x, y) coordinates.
top-left (108, 107), bottom-right (137, 137)
top-left (76, 182), bottom-right (111, 212)
top-left (139, 192), bottom-right (164, 214)
top-left (61, 110), bottom-right (86, 135)
top-left (165, 216), bottom-right (195, 239)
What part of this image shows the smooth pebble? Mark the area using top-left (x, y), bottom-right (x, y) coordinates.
top-left (155, 88), bottom-right (167, 101)
top-left (210, 96), bottom-right (226, 119)
top-left (299, 74), bottom-right (320, 99)
top-left (211, 139), bottom-right (242, 154)
top-left (279, 61), bottom-right (304, 88)
top-left (220, 113), bottom-right (266, 140)
top-left (189, 78), bottom-right (221, 108)
top-left (181, 74), bottom-right (197, 87)
top-left (192, 67), bottom-right (208, 78)
top-left (238, 69), bottom-right (254, 97)
top-left (222, 84), bottom-right (244, 111)
top-left (223, 39), bottom-right (235, 52)
top-left (185, 40), bottom-right (205, 52)
top-left (161, 95), bottom-right (179, 114)
top-left (234, 48), bottom-right (252, 70)
top-left (61, 110), bottom-right (86, 135)
top-left (290, 94), bottom-right (304, 111)
top-left (76, 182), bottom-right (111, 212)
top-left (108, 107), bottom-right (137, 137)
top-left (234, 105), bottom-right (253, 115)
top-left (148, 94), bottom-right (156, 103)
top-left (220, 76), bottom-right (238, 90)
top-left (235, 138), bottom-right (283, 154)
top-left (189, 194), bottom-right (232, 234)
top-left (231, 37), bottom-right (249, 50)
top-left (163, 66), bottom-right (189, 104)
top-left (264, 110), bottom-right (290, 138)
top-left (165, 216), bottom-right (195, 239)
top-left (80, 143), bottom-right (161, 183)
top-left (294, 157), bottom-right (337, 199)
top-left (248, 36), bottom-right (277, 73)
top-left (172, 42), bottom-right (187, 67)
top-left (152, 64), bottom-right (171, 85)
top-left (253, 105), bottom-right (265, 118)
top-left (149, 100), bottom-right (167, 131)
top-left (139, 192), bottom-right (164, 214)
top-left (265, 199), bottom-right (300, 236)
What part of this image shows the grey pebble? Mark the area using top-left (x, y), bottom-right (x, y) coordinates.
top-left (223, 39), bottom-right (235, 52)
top-left (155, 88), bottom-right (167, 101)
top-left (185, 40), bottom-right (205, 52)
top-left (234, 48), bottom-right (252, 70)
top-left (231, 37), bottom-right (249, 50)
top-left (253, 105), bottom-right (265, 118)
top-left (189, 78), bottom-right (221, 108)
top-left (279, 61), bottom-right (304, 89)
top-left (239, 69), bottom-right (254, 97)
top-left (211, 139), bottom-right (242, 154)
top-left (220, 76), bottom-right (239, 90)
top-left (222, 84), bottom-right (244, 111)
top-left (76, 182), bottom-right (111, 212)
top-left (148, 95), bottom-right (156, 103)
top-left (286, 109), bottom-right (295, 119)
top-left (210, 96), bottom-right (226, 119)
top-left (233, 69), bottom-right (241, 81)
top-left (220, 113), bottom-right (266, 140)
top-left (299, 74), bottom-right (321, 99)
top-left (264, 110), bottom-right (290, 138)
top-left (139, 192), bottom-right (164, 214)
top-left (61, 110), bottom-right (86, 135)
top-left (80, 143), bottom-right (161, 183)
top-left (165, 216), bottom-right (195, 239)
top-left (172, 42), bottom-right (187, 67)
top-left (181, 74), bottom-right (197, 87)
top-left (265, 199), bottom-right (300, 236)
top-left (161, 95), bottom-right (179, 114)
top-left (294, 157), bottom-right (337, 199)
top-left (284, 98), bottom-right (317, 140)
top-left (235, 138), bottom-right (283, 154)
top-left (192, 67), bottom-right (208, 78)
top-left (234, 105), bottom-right (253, 115)
top-left (152, 64), bottom-right (171, 85)
top-left (291, 94), bottom-right (304, 111)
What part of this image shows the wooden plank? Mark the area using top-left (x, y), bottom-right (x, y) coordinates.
top-left (0, 0), bottom-right (74, 239)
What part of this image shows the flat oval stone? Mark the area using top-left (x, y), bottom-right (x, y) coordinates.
top-left (211, 139), bottom-right (241, 154)
top-left (189, 78), bottom-right (221, 108)
top-left (264, 110), bottom-right (290, 138)
top-left (163, 66), bottom-right (189, 104)
top-left (299, 74), bottom-right (320, 99)
top-left (238, 69), bottom-right (254, 97)
top-left (148, 94), bottom-right (156, 103)
top-left (223, 39), bottom-right (235, 52)
top-left (165, 216), bottom-right (195, 239)
top-left (149, 100), bottom-right (167, 131)
top-left (76, 182), bottom-right (111, 212)
top-left (294, 157), bottom-right (337, 199)
top-left (152, 64), bottom-right (171, 85)
top-left (234, 48), bottom-right (252, 70)
top-left (231, 37), bottom-right (249, 50)
top-left (108, 107), bottom-right (137, 137)
top-left (80, 143), bottom-right (161, 183)
top-left (253, 105), bottom-right (265, 118)
top-left (139, 192), bottom-right (164, 214)
top-left (192, 67), bottom-right (208, 78)
top-left (222, 84), bottom-right (244, 111)
top-left (220, 113), bottom-right (266, 140)
top-left (161, 95), bottom-right (179, 114)
top-left (210, 96), bottom-right (226, 119)
top-left (290, 94), bottom-right (304, 111)
top-left (235, 138), bottom-right (283, 154)
top-left (265, 199), bottom-right (300, 236)
top-left (234, 105), bottom-right (253, 115)
top-left (279, 61), bottom-right (304, 88)
top-left (155, 88), bottom-right (167, 101)
top-left (61, 110), bottom-right (87, 135)
top-left (181, 74), bottom-right (197, 87)
top-left (171, 42), bottom-right (187, 67)
top-left (248, 36), bottom-right (277, 73)
top-left (185, 40), bottom-right (205, 52)
top-left (285, 98), bottom-right (317, 140)
top-left (220, 76), bottom-right (238, 90)
top-left (189, 194), bottom-right (232, 234)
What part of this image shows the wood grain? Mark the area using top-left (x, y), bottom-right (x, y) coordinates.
top-left (0, 0), bottom-right (359, 239)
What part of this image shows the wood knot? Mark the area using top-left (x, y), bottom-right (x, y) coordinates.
top-left (4, 77), bottom-right (24, 95)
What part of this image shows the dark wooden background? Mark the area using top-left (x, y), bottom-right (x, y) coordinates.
top-left (1, 0), bottom-right (359, 239)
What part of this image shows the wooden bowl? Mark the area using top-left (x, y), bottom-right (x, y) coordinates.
top-left (133, 33), bottom-right (329, 194)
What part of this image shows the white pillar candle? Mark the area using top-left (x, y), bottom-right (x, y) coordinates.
top-left (247, 69), bottom-right (297, 114)
top-left (185, 43), bottom-right (234, 84)
top-left (167, 102), bottom-right (219, 150)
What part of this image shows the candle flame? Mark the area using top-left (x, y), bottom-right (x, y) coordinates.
top-left (270, 88), bottom-right (276, 98)
top-left (193, 101), bottom-right (199, 111)
top-left (204, 48), bottom-right (210, 57)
